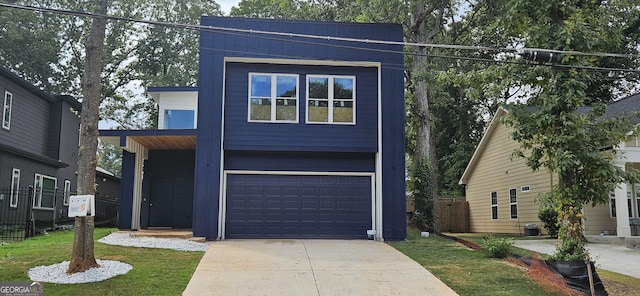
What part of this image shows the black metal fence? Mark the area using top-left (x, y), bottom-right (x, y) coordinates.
top-left (0, 187), bottom-right (34, 241)
top-left (0, 186), bottom-right (119, 242)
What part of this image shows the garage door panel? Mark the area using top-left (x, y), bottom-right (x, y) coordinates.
top-left (226, 174), bottom-right (372, 239)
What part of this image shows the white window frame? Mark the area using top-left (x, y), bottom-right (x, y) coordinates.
top-left (10, 168), bottom-right (20, 208)
top-left (306, 75), bottom-right (356, 125)
top-left (63, 179), bottom-right (71, 206)
top-left (610, 191), bottom-right (616, 218)
top-left (490, 191), bottom-right (498, 220)
top-left (509, 188), bottom-right (518, 219)
top-left (635, 183), bottom-right (640, 218)
top-left (3, 90), bottom-right (12, 130)
top-left (521, 185), bottom-right (530, 192)
top-left (32, 173), bottom-right (57, 210)
top-left (248, 73), bottom-right (299, 123)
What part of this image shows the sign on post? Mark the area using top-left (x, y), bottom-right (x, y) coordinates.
top-left (67, 195), bottom-right (95, 218)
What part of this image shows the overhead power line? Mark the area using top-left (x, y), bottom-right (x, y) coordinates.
top-left (1, 2), bottom-right (639, 73)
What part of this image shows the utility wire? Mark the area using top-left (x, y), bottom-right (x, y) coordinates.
top-left (1, 2), bottom-right (639, 74)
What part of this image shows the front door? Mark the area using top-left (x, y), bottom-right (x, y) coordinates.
top-left (148, 177), bottom-right (174, 227)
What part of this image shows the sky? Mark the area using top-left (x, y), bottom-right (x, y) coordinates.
top-left (217, 0), bottom-right (241, 15)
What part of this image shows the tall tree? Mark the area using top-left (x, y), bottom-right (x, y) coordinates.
top-left (67, 0), bottom-right (107, 274)
top-left (462, 0), bottom-right (640, 259)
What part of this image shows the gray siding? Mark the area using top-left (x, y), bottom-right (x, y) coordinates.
top-left (0, 74), bottom-right (51, 156)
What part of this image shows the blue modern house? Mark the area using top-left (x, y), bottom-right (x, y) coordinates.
top-left (101, 17), bottom-right (406, 240)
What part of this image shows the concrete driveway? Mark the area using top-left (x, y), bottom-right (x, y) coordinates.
top-left (514, 239), bottom-right (640, 278)
top-left (183, 240), bottom-right (458, 296)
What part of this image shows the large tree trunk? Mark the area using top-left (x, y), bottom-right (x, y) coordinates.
top-left (67, 0), bottom-right (108, 274)
top-left (409, 0), bottom-right (446, 198)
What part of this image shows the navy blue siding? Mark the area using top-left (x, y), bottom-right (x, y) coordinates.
top-left (224, 63), bottom-right (377, 152)
top-left (225, 151), bottom-right (375, 172)
top-left (118, 151), bottom-right (135, 229)
top-left (197, 17), bottom-right (406, 240)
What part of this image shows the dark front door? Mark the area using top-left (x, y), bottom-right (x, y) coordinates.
top-left (225, 174), bottom-right (372, 239)
top-left (148, 177), bottom-right (175, 227)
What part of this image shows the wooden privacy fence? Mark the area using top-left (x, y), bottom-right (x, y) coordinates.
top-left (436, 198), bottom-right (469, 233)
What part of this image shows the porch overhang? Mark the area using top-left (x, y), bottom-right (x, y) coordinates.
top-left (99, 129), bottom-right (197, 151)
top-left (98, 129), bottom-right (196, 231)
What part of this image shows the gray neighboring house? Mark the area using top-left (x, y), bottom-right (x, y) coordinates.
top-left (0, 65), bottom-right (81, 230)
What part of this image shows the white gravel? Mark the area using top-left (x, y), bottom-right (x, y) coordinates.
top-left (28, 260), bottom-right (132, 284)
top-left (97, 232), bottom-right (210, 252)
top-left (27, 232), bottom-right (209, 284)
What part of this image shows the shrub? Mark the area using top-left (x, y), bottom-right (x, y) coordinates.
top-left (407, 158), bottom-right (436, 228)
top-left (481, 236), bottom-right (514, 258)
top-left (538, 207), bottom-right (560, 238)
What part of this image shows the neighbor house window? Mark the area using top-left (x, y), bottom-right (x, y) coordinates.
top-left (163, 110), bottom-right (195, 129)
top-left (33, 174), bottom-right (57, 209)
top-left (509, 188), bottom-right (518, 219)
top-left (63, 180), bottom-right (71, 206)
top-left (627, 183), bottom-right (634, 218)
top-left (3, 90), bottom-right (12, 130)
top-left (610, 191), bottom-right (616, 218)
top-left (248, 73), bottom-right (298, 123)
top-left (10, 168), bottom-right (20, 208)
top-left (306, 75), bottom-right (355, 124)
top-left (490, 192), bottom-right (498, 220)
top-left (636, 184), bottom-right (640, 218)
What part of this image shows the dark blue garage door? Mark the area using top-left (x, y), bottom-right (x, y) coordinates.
top-left (225, 174), bottom-right (372, 239)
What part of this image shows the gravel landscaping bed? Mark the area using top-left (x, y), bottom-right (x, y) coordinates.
top-left (28, 232), bottom-right (208, 284)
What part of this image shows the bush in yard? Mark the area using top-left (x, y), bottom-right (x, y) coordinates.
top-left (538, 207), bottom-right (560, 238)
top-left (407, 158), bottom-right (436, 229)
top-left (482, 236), bottom-right (514, 258)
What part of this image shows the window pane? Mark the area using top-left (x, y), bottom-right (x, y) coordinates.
top-left (3, 92), bottom-right (11, 128)
top-left (492, 206), bottom-right (498, 219)
top-left (250, 98), bottom-right (272, 121)
top-left (251, 75), bottom-right (271, 97)
top-left (510, 205), bottom-right (518, 219)
top-left (41, 178), bottom-right (56, 208)
top-left (334, 78), bottom-right (354, 99)
top-left (164, 110), bottom-right (194, 129)
top-left (308, 100), bottom-right (328, 122)
top-left (308, 78), bottom-right (328, 99)
top-left (276, 76), bottom-right (297, 97)
top-left (276, 99), bottom-right (296, 121)
top-left (10, 169), bottom-right (19, 207)
top-left (333, 100), bottom-right (353, 123)
top-left (611, 199), bottom-right (616, 217)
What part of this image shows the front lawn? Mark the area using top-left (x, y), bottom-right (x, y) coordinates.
top-left (388, 228), bottom-right (558, 296)
top-left (0, 228), bottom-right (204, 296)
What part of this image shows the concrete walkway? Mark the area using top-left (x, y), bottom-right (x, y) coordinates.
top-left (514, 239), bottom-right (640, 278)
top-left (183, 240), bottom-right (458, 296)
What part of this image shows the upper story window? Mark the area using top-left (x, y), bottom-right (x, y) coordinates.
top-left (3, 90), bottom-right (12, 130)
top-left (307, 75), bottom-right (355, 124)
top-left (249, 73), bottom-right (298, 123)
top-left (164, 109), bottom-right (195, 129)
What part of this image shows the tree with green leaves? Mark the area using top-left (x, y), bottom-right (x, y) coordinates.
top-left (462, 0), bottom-right (640, 259)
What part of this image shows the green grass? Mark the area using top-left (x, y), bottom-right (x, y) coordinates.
top-left (388, 228), bottom-right (559, 296)
top-left (391, 230), bottom-right (640, 295)
top-left (0, 228), bottom-right (205, 296)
